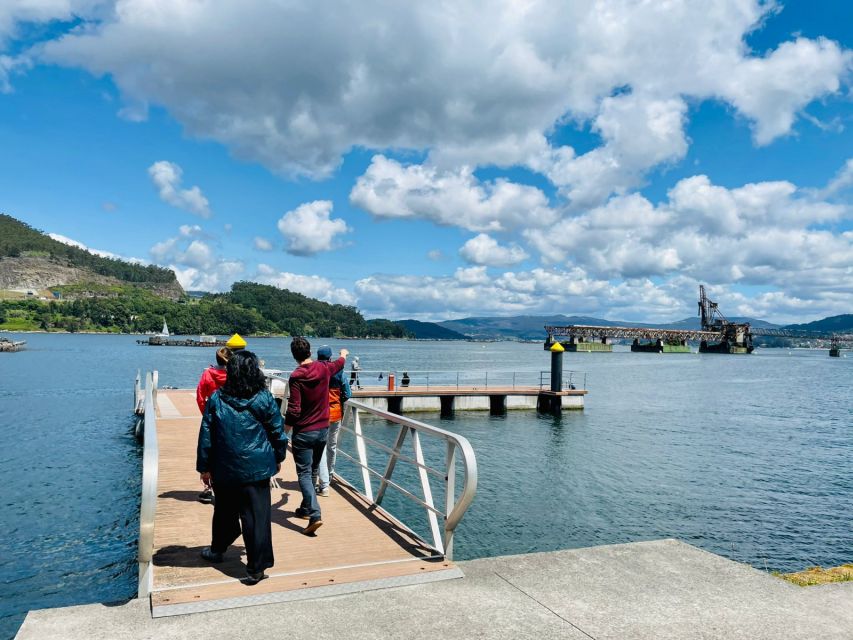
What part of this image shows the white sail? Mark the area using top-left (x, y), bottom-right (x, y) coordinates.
top-left (161, 320), bottom-right (170, 337)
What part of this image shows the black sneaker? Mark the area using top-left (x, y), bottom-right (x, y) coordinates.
top-left (243, 571), bottom-right (268, 586)
top-left (294, 507), bottom-right (311, 519)
top-left (198, 489), bottom-right (214, 504)
top-left (303, 517), bottom-right (323, 535)
top-left (200, 546), bottom-right (223, 563)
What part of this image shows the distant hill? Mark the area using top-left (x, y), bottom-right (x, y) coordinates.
top-left (0, 213), bottom-right (184, 300)
top-left (649, 316), bottom-right (779, 330)
top-left (398, 319), bottom-right (467, 340)
top-left (209, 282), bottom-right (412, 338)
top-left (785, 314), bottom-right (853, 333)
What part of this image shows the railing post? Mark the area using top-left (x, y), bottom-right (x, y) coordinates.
top-left (485, 371), bottom-right (488, 389)
top-left (375, 424), bottom-right (409, 506)
top-left (512, 371), bottom-right (516, 390)
top-left (138, 370), bottom-right (159, 598)
top-left (456, 371), bottom-right (459, 389)
top-left (444, 441), bottom-right (457, 559)
top-left (411, 428), bottom-right (443, 554)
top-left (352, 408), bottom-right (374, 501)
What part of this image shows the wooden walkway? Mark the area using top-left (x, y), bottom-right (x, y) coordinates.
top-left (149, 390), bottom-right (460, 617)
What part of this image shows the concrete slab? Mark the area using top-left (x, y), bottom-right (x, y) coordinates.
top-left (16, 561), bottom-right (587, 640)
top-left (17, 540), bottom-right (853, 640)
top-left (481, 539), bottom-right (853, 640)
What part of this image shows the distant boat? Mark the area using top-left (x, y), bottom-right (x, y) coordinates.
top-left (0, 337), bottom-right (26, 352)
top-left (158, 320), bottom-right (170, 338)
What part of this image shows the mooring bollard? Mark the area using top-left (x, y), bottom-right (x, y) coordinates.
top-left (550, 341), bottom-right (564, 392)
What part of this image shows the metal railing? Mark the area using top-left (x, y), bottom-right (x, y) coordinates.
top-left (538, 370), bottom-right (587, 390)
top-left (286, 369), bottom-right (556, 391)
top-left (336, 399), bottom-right (477, 560)
top-left (137, 371), bottom-right (159, 597)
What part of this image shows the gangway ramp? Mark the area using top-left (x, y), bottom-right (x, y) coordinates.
top-left (135, 378), bottom-right (476, 617)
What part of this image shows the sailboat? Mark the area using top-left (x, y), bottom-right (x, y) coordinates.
top-left (160, 319), bottom-right (170, 338)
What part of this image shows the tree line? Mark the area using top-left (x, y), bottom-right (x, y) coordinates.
top-left (0, 282), bottom-right (412, 338)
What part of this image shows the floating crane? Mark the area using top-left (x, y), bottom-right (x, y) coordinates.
top-left (546, 286), bottom-right (851, 356)
top-left (696, 285), bottom-right (753, 354)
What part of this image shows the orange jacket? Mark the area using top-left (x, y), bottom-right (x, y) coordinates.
top-left (329, 387), bottom-right (343, 422)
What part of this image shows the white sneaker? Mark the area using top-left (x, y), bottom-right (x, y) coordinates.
top-left (319, 487), bottom-right (330, 497)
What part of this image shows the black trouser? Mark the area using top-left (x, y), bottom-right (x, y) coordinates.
top-left (211, 478), bottom-right (273, 574)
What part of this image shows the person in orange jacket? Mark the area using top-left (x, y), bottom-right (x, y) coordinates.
top-left (314, 345), bottom-right (352, 497)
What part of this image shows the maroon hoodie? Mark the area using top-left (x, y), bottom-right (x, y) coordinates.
top-left (285, 357), bottom-right (345, 433)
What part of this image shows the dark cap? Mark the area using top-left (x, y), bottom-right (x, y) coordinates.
top-left (317, 345), bottom-right (332, 360)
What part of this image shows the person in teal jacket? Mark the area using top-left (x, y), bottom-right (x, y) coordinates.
top-left (196, 350), bottom-right (288, 585)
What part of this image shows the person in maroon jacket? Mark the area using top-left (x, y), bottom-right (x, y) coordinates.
top-left (285, 336), bottom-right (348, 534)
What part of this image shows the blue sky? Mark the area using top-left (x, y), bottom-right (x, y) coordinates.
top-left (0, 1), bottom-right (851, 323)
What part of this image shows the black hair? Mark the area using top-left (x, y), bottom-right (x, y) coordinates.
top-left (222, 350), bottom-right (266, 399)
top-left (290, 336), bottom-right (311, 362)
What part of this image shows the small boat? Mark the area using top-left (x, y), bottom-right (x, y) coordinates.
top-left (0, 337), bottom-right (26, 352)
top-left (829, 337), bottom-right (841, 358)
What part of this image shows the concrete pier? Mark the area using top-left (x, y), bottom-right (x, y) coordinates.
top-left (16, 539), bottom-right (853, 640)
top-left (351, 387), bottom-right (586, 414)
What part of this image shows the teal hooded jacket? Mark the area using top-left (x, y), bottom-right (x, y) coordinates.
top-left (196, 389), bottom-right (288, 487)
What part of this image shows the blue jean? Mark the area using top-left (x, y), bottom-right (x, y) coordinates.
top-left (292, 427), bottom-right (328, 519)
top-left (314, 420), bottom-right (341, 491)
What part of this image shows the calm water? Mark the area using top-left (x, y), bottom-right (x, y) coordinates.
top-left (0, 333), bottom-right (851, 638)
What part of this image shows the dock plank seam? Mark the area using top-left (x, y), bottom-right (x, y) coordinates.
top-left (493, 570), bottom-right (598, 640)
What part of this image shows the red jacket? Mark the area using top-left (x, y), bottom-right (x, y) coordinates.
top-left (196, 366), bottom-right (227, 414)
top-left (285, 358), bottom-right (345, 433)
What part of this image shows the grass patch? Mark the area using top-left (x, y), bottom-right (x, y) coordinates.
top-left (776, 564), bottom-right (853, 587)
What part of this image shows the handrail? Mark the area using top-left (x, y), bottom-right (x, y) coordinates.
top-left (137, 370), bottom-right (159, 598)
top-left (538, 370), bottom-right (587, 390)
top-left (337, 399), bottom-right (477, 560)
top-left (267, 369), bottom-right (564, 391)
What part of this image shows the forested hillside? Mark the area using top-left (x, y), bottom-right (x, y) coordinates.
top-left (0, 215), bottom-right (410, 337)
top-left (785, 314), bottom-right (853, 333)
top-left (0, 214), bottom-right (177, 284)
top-left (1, 281), bottom-right (412, 337)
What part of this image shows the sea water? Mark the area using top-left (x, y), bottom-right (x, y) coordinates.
top-left (0, 334), bottom-right (850, 638)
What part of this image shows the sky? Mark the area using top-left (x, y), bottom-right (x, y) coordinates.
top-left (0, 1), bottom-right (851, 324)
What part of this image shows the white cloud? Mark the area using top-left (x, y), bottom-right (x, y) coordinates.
top-left (253, 236), bottom-right (273, 251)
top-left (276, 200), bottom-right (349, 256)
top-left (353, 267), bottom-right (686, 321)
top-left (254, 264), bottom-right (355, 305)
top-left (350, 155), bottom-right (557, 232)
top-left (816, 158), bottom-right (853, 199)
top-left (48, 232), bottom-right (147, 264)
top-left (149, 232), bottom-right (242, 291)
top-left (0, 53), bottom-right (30, 93)
top-left (28, 1), bottom-right (849, 189)
top-left (530, 95), bottom-right (689, 207)
top-left (148, 160), bottom-right (211, 218)
top-left (459, 233), bottom-right (528, 267)
top-left (523, 168), bottom-right (852, 296)
top-left (720, 37), bottom-right (850, 146)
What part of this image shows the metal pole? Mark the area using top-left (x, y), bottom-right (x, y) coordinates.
top-left (550, 346), bottom-right (563, 392)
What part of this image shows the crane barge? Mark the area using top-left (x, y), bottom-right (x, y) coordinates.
top-left (545, 286), bottom-right (850, 355)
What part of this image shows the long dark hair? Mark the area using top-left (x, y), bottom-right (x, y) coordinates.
top-left (222, 350), bottom-right (266, 399)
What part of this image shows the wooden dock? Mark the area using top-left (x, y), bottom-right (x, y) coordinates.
top-left (134, 382), bottom-right (476, 617)
top-left (146, 389), bottom-right (463, 617)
